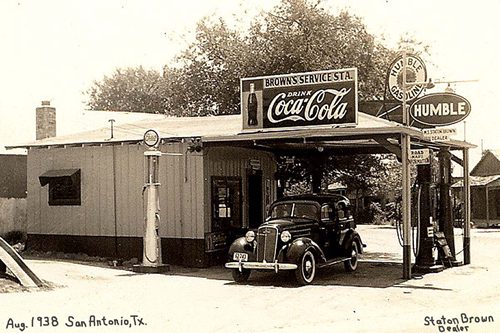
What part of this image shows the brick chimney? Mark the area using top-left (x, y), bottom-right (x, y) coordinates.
top-left (36, 100), bottom-right (56, 140)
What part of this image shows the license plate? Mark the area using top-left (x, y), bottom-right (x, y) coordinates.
top-left (233, 252), bottom-right (248, 261)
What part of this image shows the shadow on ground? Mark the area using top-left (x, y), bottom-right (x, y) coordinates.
top-left (140, 261), bottom-right (407, 289)
top-left (21, 250), bottom-right (453, 291)
top-left (145, 257), bottom-right (455, 290)
top-left (230, 261), bottom-right (407, 288)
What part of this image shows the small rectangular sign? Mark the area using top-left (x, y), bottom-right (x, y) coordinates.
top-left (241, 68), bottom-right (358, 131)
top-left (427, 226), bottom-right (434, 238)
top-left (410, 148), bottom-right (430, 165)
top-left (205, 231), bottom-right (227, 252)
top-left (249, 159), bottom-right (261, 170)
top-left (422, 128), bottom-right (456, 141)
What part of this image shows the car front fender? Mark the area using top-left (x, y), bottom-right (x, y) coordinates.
top-left (285, 238), bottom-right (327, 264)
top-left (227, 237), bottom-right (256, 262)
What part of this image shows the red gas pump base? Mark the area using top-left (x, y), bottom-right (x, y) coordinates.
top-left (132, 264), bottom-right (170, 274)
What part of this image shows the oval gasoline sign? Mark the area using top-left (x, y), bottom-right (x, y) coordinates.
top-left (409, 93), bottom-right (471, 126)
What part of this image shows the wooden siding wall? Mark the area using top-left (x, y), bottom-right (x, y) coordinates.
top-left (0, 155), bottom-right (27, 198)
top-left (203, 146), bottom-right (277, 231)
top-left (28, 146), bottom-right (115, 236)
top-left (471, 187), bottom-right (487, 219)
top-left (0, 198), bottom-right (27, 235)
top-left (27, 143), bottom-right (205, 239)
top-left (158, 143), bottom-right (205, 239)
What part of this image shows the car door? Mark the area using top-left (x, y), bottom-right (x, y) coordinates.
top-left (334, 200), bottom-right (351, 250)
top-left (294, 201), bottom-right (322, 245)
top-left (320, 203), bottom-right (336, 256)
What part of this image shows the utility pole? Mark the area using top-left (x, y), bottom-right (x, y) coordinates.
top-left (401, 50), bottom-right (412, 280)
top-left (463, 147), bottom-right (471, 264)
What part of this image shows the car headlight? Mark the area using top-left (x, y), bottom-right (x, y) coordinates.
top-left (280, 231), bottom-right (291, 243)
top-left (245, 231), bottom-right (255, 243)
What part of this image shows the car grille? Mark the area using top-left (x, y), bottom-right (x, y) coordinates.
top-left (256, 226), bottom-right (278, 262)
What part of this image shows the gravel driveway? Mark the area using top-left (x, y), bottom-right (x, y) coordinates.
top-left (1, 225), bottom-right (499, 333)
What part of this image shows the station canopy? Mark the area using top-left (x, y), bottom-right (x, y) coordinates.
top-left (7, 111), bottom-right (474, 156)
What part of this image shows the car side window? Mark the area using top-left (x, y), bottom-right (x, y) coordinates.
top-left (294, 204), bottom-right (318, 220)
top-left (321, 204), bottom-right (334, 222)
top-left (336, 201), bottom-right (349, 220)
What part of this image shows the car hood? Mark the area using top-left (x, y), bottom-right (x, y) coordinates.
top-left (260, 218), bottom-right (317, 231)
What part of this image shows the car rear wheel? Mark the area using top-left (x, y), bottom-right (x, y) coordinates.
top-left (295, 250), bottom-right (316, 285)
top-left (231, 268), bottom-right (251, 283)
top-left (344, 241), bottom-right (359, 272)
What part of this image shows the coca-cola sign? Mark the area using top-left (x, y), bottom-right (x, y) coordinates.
top-left (409, 93), bottom-right (471, 127)
top-left (241, 69), bottom-right (358, 131)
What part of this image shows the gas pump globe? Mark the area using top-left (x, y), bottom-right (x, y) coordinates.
top-left (133, 129), bottom-right (170, 273)
top-left (144, 129), bottom-right (160, 148)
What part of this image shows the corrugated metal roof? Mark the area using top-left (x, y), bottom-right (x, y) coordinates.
top-left (470, 149), bottom-right (500, 176)
top-left (7, 112), bottom-right (424, 149)
top-left (6, 111), bottom-right (475, 150)
top-left (452, 175), bottom-right (500, 188)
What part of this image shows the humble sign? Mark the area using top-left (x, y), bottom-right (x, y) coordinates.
top-left (387, 53), bottom-right (427, 102)
top-left (241, 69), bottom-right (358, 131)
top-left (410, 93), bottom-right (471, 127)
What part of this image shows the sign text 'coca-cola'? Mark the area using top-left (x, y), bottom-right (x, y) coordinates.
top-left (241, 69), bottom-right (358, 131)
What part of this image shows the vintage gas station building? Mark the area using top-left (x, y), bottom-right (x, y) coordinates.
top-left (9, 111), bottom-right (473, 267)
top-left (10, 66), bottom-right (474, 278)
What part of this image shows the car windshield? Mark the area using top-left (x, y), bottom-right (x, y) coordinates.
top-left (269, 202), bottom-right (318, 221)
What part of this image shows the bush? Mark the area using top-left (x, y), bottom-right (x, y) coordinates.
top-left (355, 203), bottom-right (389, 225)
top-left (2, 230), bottom-right (27, 245)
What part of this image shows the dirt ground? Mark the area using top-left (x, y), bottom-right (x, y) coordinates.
top-left (1, 225), bottom-right (499, 333)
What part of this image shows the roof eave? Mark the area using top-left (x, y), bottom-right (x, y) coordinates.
top-left (203, 126), bottom-right (421, 143)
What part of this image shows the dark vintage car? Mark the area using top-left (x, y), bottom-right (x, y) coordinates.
top-left (225, 194), bottom-right (365, 285)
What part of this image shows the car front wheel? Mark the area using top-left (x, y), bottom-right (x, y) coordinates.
top-left (295, 250), bottom-right (316, 285)
top-left (344, 240), bottom-right (359, 272)
top-left (231, 268), bottom-right (251, 283)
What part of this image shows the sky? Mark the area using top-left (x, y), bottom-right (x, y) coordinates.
top-left (0, 0), bottom-right (498, 168)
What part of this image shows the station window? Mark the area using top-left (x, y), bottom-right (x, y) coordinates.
top-left (321, 204), bottom-right (332, 221)
top-left (39, 169), bottom-right (81, 206)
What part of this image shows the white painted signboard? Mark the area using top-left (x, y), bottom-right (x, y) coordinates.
top-left (410, 148), bottom-right (430, 165)
top-left (422, 128), bottom-right (456, 142)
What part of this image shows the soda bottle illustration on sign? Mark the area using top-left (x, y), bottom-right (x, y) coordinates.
top-left (247, 83), bottom-right (258, 126)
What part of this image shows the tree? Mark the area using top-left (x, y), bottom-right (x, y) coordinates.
top-left (86, 0), bottom-right (398, 116)
top-left (325, 154), bottom-right (385, 194)
top-left (165, 0), bottom-right (396, 115)
top-left (85, 0), bottom-right (409, 199)
top-left (86, 66), bottom-right (170, 113)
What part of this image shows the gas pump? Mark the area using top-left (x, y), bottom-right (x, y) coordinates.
top-left (133, 129), bottom-right (170, 273)
top-left (437, 147), bottom-right (458, 265)
top-left (413, 160), bottom-right (443, 272)
top-left (396, 149), bottom-right (458, 272)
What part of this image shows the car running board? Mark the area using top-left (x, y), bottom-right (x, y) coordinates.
top-left (317, 257), bottom-right (351, 269)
